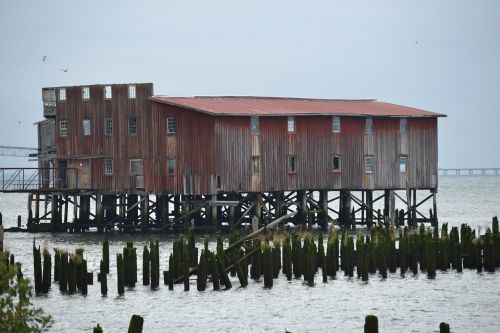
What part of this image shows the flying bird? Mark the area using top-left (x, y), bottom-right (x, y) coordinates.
top-left (414, 40), bottom-right (418, 45)
top-left (61, 68), bottom-right (69, 72)
top-left (42, 56), bottom-right (47, 62)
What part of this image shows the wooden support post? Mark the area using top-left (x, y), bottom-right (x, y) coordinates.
top-left (161, 195), bottom-right (169, 227)
top-left (35, 193), bottom-right (40, 224)
top-left (51, 194), bottom-right (60, 225)
top-left (319, 190), bottom-right (328, 230)
top-left (63, 195), bottom-right (69, 224)
top-left (140, 195), bottom-right (148, 229)
top-left (73, 195), bottom-right (78, 224)
top-left (118, 195), bottom-right (125, 224)
top-left (210, 195), bottom-right (217, 228)
top-left (361, 191), bottom-right (365, 225)
top-left (432, 190), bottom-right (438, 225)
top-left (27, 194), bottom-right (33, 224)
top-left (297, 190), bottom-right (306, 226)
top-left (389, 190), bottom-right (395, 225)
top-left (229, 206), bottom-right (235, 230)
top-left (366, 190), bottom-right (373, 229)
top-left (95, 193), bottom-right (103, 225)
top-left (275, 191), bottom-right (284, 219)
top-left (80, 195), bottom-right (90, 225)
top-left (255, 193), bottom-right (262, 225)
top-left (173, 195), bottom-right (181, 219)
top-left (384, 190), bottom-right (390, 218)
top-left (127, 194), bottom-right (138, 225)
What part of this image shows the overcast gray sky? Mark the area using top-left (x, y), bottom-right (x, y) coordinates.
top-left (1, 0), bottom-right (499, 168)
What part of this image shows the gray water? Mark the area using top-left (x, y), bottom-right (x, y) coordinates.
top-left (1, 176), bottom-right (500, 332)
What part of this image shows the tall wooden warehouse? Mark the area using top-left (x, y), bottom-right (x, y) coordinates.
top-left (32, 82), bottom-right (445, 231)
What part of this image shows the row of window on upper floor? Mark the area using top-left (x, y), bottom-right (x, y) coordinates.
top-left (59, 117), bottom-right (176, 137)
top-left (58, 85), bottom-right (137, 102)
top-left (252, 116), bottom-right (408, 135)
top-left (102, 154), bottom-right (408, 178)
top-left (59, 115), bottom-right (407, 138)
top-left (104, 158), bottom-right (176, 176)
top-left (251, 154), bottom-right (408, 174)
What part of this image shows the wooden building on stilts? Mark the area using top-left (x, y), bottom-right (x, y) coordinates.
top-left (17, 83), bottom-right (445, 232)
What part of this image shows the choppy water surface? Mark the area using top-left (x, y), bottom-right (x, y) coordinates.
top-left (1, 176), bottom-right (500, 332)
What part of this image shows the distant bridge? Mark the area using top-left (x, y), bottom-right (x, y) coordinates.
top-left (438, 168), bottom-right (500, 176)
top-left (0, 145), bottom-right (38, 157)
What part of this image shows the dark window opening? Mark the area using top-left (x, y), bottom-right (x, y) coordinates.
top-left (288, 155), bottom-right (296, 173)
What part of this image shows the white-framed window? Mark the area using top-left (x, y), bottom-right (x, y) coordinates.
top-left (365, 117), bottom-right (373, 134)
top-left (128, 85), bottom-right (136, 99)
top-left (104, 159), bottom-right (113, 176)
top-left (167, 157), bottom-right (176, 175)
top-left (167, 117), bottom-right (176, 134)
top-left (287, 116), bottom-right (295, 133)
top-left (82, 87), bottom-right (90, 100)
top-left (251, 156), bottom-right (261, 174)
top-left (288, 155), bottom-right (296, 173)
top-left (333, 154), bottom-right (341, 172)
top-left (105, 118), bottom-right (113, 136)
top-left (365, 155), bottom-right (374, 173)
top-left (399, 155), bottom-right (407, 173)
top-left (332, 116), bottom-right (340, 133)
top-left (82, 119), bottom-right (91, 136)
top-left (59, 120), bottom-right (68, 137)
top-left (59, 88), bottom-right (66, 101)
top-left (104, 85), bottom-right (112, 99)
top-left (251, 116), bottom-right (259, 134)
top-left (129, 116), bottom-right (137, 135)
top-left (400, 118), bottom-right (407, 134)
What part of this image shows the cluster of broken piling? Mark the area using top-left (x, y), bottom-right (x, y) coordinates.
top-left (27, 217), bottom-right (499, 297)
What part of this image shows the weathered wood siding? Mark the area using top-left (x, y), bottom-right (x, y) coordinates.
top-left (215, 115), bottom-right (438, 192)
top-left (55, 83), bottom-right (153, 193)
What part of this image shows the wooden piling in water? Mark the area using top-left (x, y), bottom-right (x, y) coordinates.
top-left (127, 314), bottom-right (144, 333)
top-left (68, 255), bottom-right (77, 294)
top-left (117, 253), bottom-right (124, 295)
top-left (33, 241), bottom-right (42, 293)
top-left (263, 244), bottom-right (273, 288)
top-left (59, 251), bottom-right (68, 292)
top-left (42, 248), bottom-right (51, 293)
top-left (54, 249), bottom-right (60, 282)
top-left (81, 259), bottom-right (88, 295)
top-left (99, 260), bottom-right (107, 296)
top-left (103, 239), bottom-right (109, 274)
top-left (93, 324), bottom-right (103, 333)
top-left (197, 250), bottom-right (207, 291)
top-left (282, 236), bottom-right (292, 280)
top-left (364, 314), bottom-right (378, 333)
top-left (143, 245), bottom-right (150, 286)
top-left (439, 322), bottom-right (450, 333)
top-left (217, 254), bottom-right (232, 290)
top-left (209, 253), bottom-right (220, 291)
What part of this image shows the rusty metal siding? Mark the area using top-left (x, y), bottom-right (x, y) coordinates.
top-left (55, 83), bottom-right (153, 193)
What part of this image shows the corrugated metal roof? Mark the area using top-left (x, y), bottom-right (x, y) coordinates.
top-left (150, 96), bottom-right (445, 117)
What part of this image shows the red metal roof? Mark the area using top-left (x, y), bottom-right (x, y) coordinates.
top-left (151, 96), bottom-right (445, 117)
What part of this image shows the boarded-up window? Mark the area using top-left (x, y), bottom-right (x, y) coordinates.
top-left (399, 155), bottom-right (407, 172)
top-left (60, 120), bottom-right (68, 137)
top-left (167, 157), bottom-right (176, 175)
top-left (129, 116), bottom-right (137, 135)
top-left (333, 154), bottom-right (341, 171)
top-left (251, 156), bottom-right (261, 174)
top-left (288, 155), bottom-right (296, 173)
top-left (130, 160), bottom-right (144, 175)
top-left (287, 116), bottom-right (295, 133)
top-left (82, 87), bottom-right (90, 100)
top-left (400, 118), bottom-right (407, 134)
top-left (82, 119), bottom-right (91, 136)
top-left (59, 88), bottom-right (66, 101)
top-left (104, 85), bottom-right (112, 99)
top-left (251, 116), bottom-right (259, 134)
top-left (365, 117), bottom-right (373, 134)
top-left (105, 118), bottom-right (113, 136)
top-left (365, 155), bottom-right (374, 173)
top-left (128, 85), bottom-right (136, 99)
top-left (332, 116), bottom-right (340, 133)
top-left (104, 159), bottom-right (113, 175)
top-left (167, 117), bottom-right (176, 134)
